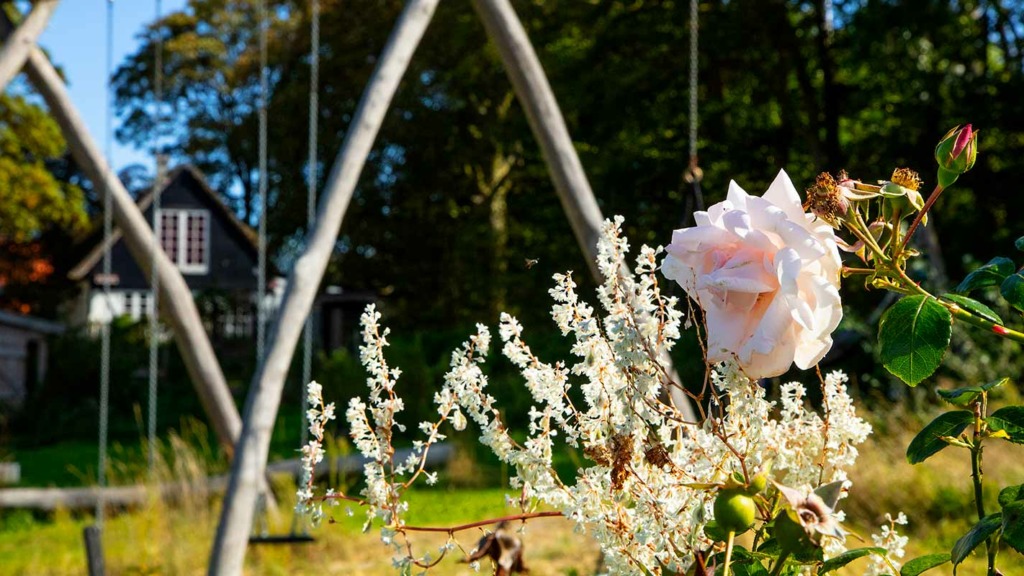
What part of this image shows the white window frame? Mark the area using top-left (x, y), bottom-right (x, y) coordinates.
top-left (158, 208), bottom-right (210, 274)
top-left (125, 290), bottom-right (153, 322)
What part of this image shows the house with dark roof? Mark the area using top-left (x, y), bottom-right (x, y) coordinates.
top-left (67, 166), bottom-right (278, 338)
top-left (0, 310), bottom-right (63, 408)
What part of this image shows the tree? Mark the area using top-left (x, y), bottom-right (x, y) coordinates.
top-left (0, 91), bottom-right (86, 313)
top-left (111, 0), bottom-right (1024, 331)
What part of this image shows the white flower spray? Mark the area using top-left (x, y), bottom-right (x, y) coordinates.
top-left (296, 217), bottom-right (900, 574)
top-left (866, 512), bottom-right (910, 576)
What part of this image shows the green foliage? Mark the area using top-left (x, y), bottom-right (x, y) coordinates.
top-left (940, 294), bottom-right (1003, 325)
top-left (987, 406), bottom-right (1024, 445)
top-left (879, 295), bottom-right (952, 386)
top-left (1001, 501), bottom-right (1024, 555)
top-left (0, 94), bottom-right (85, 243)
top-left (999, 484), bottom-right (1024, 509)
top-left (899, 554), bottom-right (949, 576)
top-left (723, 557), bottom-right (768, 576)
top-left (818, 547), bottom-right (886, 574)
top-left (96, 0), bottom-right (1024, 334)
top-left (906, 410), bottom-right (973, 464)
top-left (955, 257), bottom-right (1015, 295)
top-left (11, 319), bottom-right (258, 447)
top-left (1002, 272), bottom-right (1024, 313)
top-left (936, 378), bottom-right (1007, 407)
top-left (951, 513), bottom-right (1001, 569)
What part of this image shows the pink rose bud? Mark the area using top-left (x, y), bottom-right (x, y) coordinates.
top-left (935, 124), bottom-right (978, 187)
top-left (952, 124), bottom-right (973, 158)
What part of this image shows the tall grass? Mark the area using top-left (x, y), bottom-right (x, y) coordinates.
top-left (4, 405), bottom-right (1024, 574)
top-left (842, 402), bottom-right (1024, 575)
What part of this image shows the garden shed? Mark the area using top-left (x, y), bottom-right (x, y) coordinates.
top-left (0, 310), bottom-right (64, 408)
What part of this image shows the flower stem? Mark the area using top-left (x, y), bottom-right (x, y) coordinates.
top-left (768, 549), bottom-right (790, 576)
top-left (971, 397), bottom-right (998, 576)
top-left (872, 256), bottom-right (1024, 344)
top-left (723, 530), bottom-right (736, 576)
top-left (845, 212), bottom-right (888, 261)
top-left (900, 183), bottom-right (945, 253)
top-left (841, 266), bottom-right (874, 277)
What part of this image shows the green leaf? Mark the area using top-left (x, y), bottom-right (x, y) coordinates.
top-left (951, 513), bottom-right (1002, 568)
top-left (755, 538), bottom-right (823, 563)
top-left (906, 411), bottom-right (974, 464)
top-left (1001, 501), bottom-right (1024, 555)
top-left (728, 561), bottom-right (769, 576)
top-left (999, 484), bottom-right (1024, 508)
top-left (987, 406), bottom-right (1024, 444)
top-left (940, 294), bottom-right (1003, 324)
top-left (936, 378), bottom-right (1009, 407)
top-left (900, 553), bottom-right (950, 576)
top-left (1002, 271), bottom-right (1024, 312)
top-left (819, 547), bottom-right (886, 573)
top-left (878, 295), bottom-right (952, 386)
top-left (980, 378), bottom-right (1006, 392)
top-left (1016, 236), bottom-right (1024, 252)
top-left (708, 547), bottom-right (769, 575)
top-left (956, 257), bottom-right (1015, 294)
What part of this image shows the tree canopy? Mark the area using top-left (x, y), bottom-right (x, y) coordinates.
top-left (93, 0), bottom-right (1024, 328)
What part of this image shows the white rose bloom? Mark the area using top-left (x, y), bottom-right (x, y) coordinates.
top-left (662, 169), bottom-right (842, 378)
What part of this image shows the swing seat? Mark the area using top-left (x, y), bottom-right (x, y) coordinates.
top-left (246, 528), bottom-right (311, 541)
top-left (248, 533), bottom-right (315, 545)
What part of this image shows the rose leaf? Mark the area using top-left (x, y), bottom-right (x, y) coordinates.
top-left (879, 295), bottom-right (952, 386)
top-left (987, 406), bottom-right (1024, 445)
top-left (951, 513), bottom-right (1002, 570)
top-left (906, 410), bottom-right (973, 464)
top-left (899, 554), bottom-right (949, 576)
top-left (955, 256), bottom-right (1015, 295)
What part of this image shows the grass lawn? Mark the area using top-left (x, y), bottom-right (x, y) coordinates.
top-left (5, 408), bottom-right (1024, 574)
top-left (0, 488), bottom-right (600, 575)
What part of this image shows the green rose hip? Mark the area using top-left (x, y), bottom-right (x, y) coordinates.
top-left (714, 489), bottom-right (756, 534)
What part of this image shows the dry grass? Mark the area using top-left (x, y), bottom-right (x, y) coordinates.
top-left (840, 402), bottom-right (1024, 575)
top-left (6, 404), bottom-right (1024, 575)
top-left (0, 487), bottom-right (599, 575)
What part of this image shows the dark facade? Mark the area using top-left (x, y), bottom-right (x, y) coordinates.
top-left (73, 167), bottom-right (258, 293)
top-left (67, 165), bottom-right (374, 353)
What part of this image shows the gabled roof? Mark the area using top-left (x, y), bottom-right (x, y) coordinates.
top-left (68, 165), bottom-right (259, 282)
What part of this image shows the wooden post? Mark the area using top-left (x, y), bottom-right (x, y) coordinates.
top-left (0, 14), bottom-right (244, 457)
top-left (207, 1), bottom-right (442, 573)
top-left (0, 0), bottom-right (58, 92)
top-left (83, 525), bottom-right (105, 576)
top-left (470, 0), bottom-right (697, 421)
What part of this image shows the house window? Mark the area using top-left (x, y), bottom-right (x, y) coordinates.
top-left (159, 209), bottom-right (209, 273)
top-left (223, 304), bottom-right (253, 338)
top-left (123, 290), bottom-right (153, 322)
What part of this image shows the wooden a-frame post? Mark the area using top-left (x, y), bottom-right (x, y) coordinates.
top-left (0, 7), bottom-right (246, 460)
top-left (0, 0), bottom-right (57, 92)
top-left (210, 0), bottom-right (697, 573)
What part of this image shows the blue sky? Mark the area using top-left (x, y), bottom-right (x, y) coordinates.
top-left (37, 0), bottom-right (189, 173)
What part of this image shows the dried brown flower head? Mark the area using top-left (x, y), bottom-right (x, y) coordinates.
top-left (610, 433), bottom-right (634, 490)
top-left (803, 172), bottom-right (850, 227)
top-left (467, 521), bottom-right (528, 576)
top-left (643, 441), bottom-right (671, 469)
top-left (891, 168), bottom-right (923, 191)
top-left (584, 443), bottom-right (612, 467)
